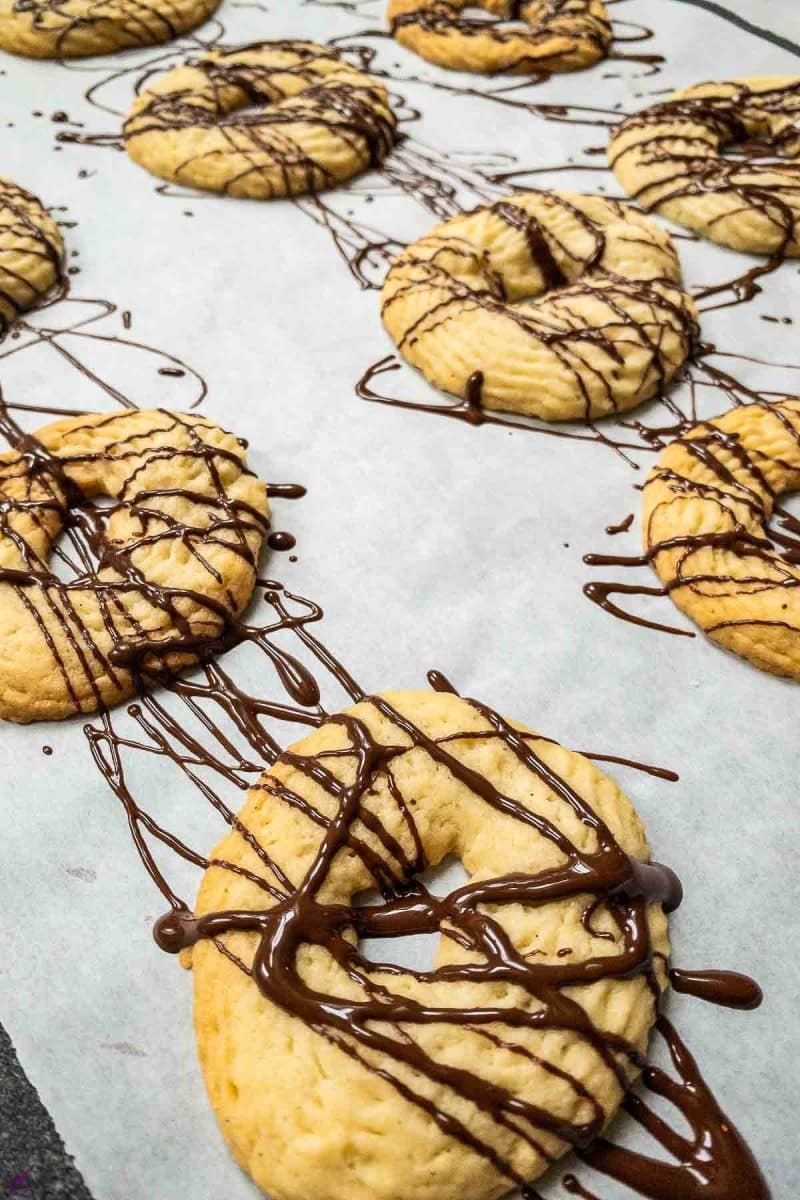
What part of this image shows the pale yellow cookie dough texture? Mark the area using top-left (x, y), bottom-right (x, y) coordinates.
top-left (609, 77), bottom-right (800, 255)
top-left (388, 0), bottom-right (611, 75)
top-left (381, 190), bottom-right (697, 421)
top-left (0, 0), bottom-right (220, 58)
top-left (0, 175), bottom-right (63, 328)
top-left (124, 41), bottom-right (397, 199)
top-left (643, 399), bottom-right (800, 680)
top-left (192, 690), bottom-right (671, 1200)
top-left (0, 409), bottom-right (268, 723)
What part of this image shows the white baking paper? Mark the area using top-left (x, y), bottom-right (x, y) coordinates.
top-left (1, 1), bottom-right (799, 1197)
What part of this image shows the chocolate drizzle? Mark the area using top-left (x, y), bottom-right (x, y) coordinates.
top-left (380, 190), bottom-right (697, 424)
top-left (136, 672), bottom-right (771, 1199)
top-left (155, 676), bottom-right (688, 1185)
top-left (579, 1015), bottom-right (769, 1199)
top-left (669, 968), bottom-right (763, 1010)
top-left (357, 353), bottom-right (699, 468)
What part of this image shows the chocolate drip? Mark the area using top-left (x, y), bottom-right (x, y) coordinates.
top-left (579, 751), bottom-right (678, 783)
top-left (267, 482), bottom-right (307, 499)
top-left (583, 576), bottom-right (696, 638)
top-left (426, 667), bottom-right (457, 693)
top-left (669, 968), bottom-right (763, 1010)
top-left (564, 1175), bottom-right (602, 1199)
top-left (580, 1016), bottom-right (770, 1200)
top-left (605, 513), bottom-right (634, 535)
top-left (267, 530), bottom-right (296, 551)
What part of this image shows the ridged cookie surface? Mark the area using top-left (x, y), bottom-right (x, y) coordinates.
top-left (643, 399), bottom-right (800, 679)
top-left (381, 190), bottom-right (697, 421)
top-left (609, 77), bottom-right (800, 255)
top-left (0, 176), bottom-right (62, 332)
top-left (188, 690), bottom-right (673, 1200)
top-left (0, 408), bottom-right (269, 722)
top-left (124, 41), bottom-right (397, 199)
top-left (388, 0), bottom-right (611, 75)
top-left (0, 0), bottom-right (220, 58)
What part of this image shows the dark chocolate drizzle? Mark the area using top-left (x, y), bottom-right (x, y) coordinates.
top-left (578, 1014), bottom-right (769, 1199)
top-left (669, 968), bottom-right (763, 1010)
top-left (79, 558), bottom-right (767, 1200)
top-left (138, 673), bottom-right (769, 1199)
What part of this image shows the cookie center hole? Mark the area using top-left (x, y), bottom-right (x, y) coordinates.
top-left (356, 854), bottom-right (469, 972)
top-left (458, 6), bottom-right (528, 30)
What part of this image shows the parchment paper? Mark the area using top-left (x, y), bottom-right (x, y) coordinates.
top-left (1, 1), bottom-right (798, 1197)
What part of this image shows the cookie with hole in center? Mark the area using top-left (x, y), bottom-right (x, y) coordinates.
top-left (179, 689), bottom-right (676, 1200)
top-left (381, 190), bottom-right (697, 422)
top-left (124, 41), bottom-right (398, 199)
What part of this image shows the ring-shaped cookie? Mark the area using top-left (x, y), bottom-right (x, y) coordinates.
top-left (609, 77), bottom-right (800, 256)
top-left (178, 690), bottom-right (673, 1200)
top-left (380, 190), bottom-right (697, 421)
top-left (388, 0), bottom-right (611, 75)
top-left (0, 176), bottom-right (63, 332)
top-left (0, 408), bottom-right (269, 722)
top-left (124, 41), bottom-right (398, 199)
top-left (643, 399), bottom-right (800, 679)
top-left (0, 0), bottom-right (220, 59)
